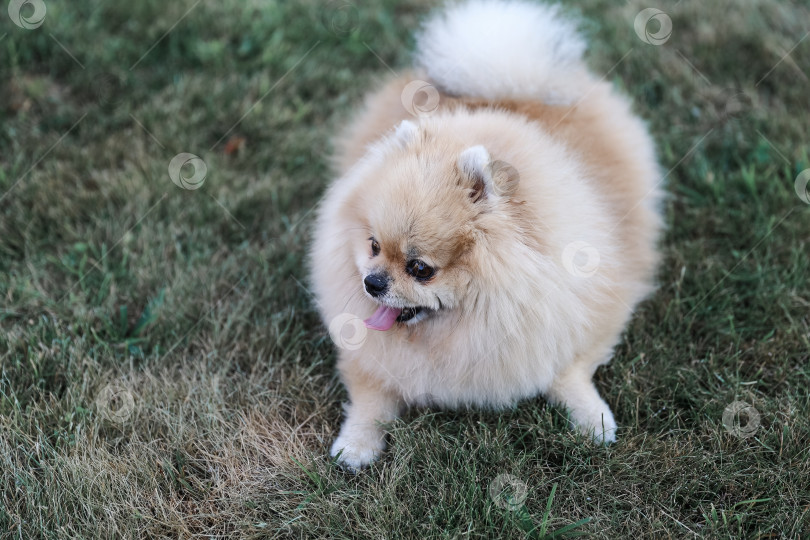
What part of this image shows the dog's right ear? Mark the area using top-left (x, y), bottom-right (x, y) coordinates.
top-left (392, 120), bottom-right (419, 148)
top-left (458, 145), bottom-right (491, 203)
top-left (458, 146), bottom-right (520, 203)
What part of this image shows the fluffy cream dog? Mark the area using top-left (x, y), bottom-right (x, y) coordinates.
top-left (310, 0), bottom-right (662, 470)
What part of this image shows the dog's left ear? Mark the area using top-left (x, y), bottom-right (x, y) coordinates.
top-left (458, 146), bottom-right (520, 203)
top-left (392, 120), bottom-right (419, 148)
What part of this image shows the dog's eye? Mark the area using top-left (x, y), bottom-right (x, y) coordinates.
top-left (406, 259), bottom-right (434, 280)
top-left (370, 238), bottom-right (380, 257)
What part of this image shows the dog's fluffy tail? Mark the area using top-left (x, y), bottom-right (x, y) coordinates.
top-left (415, 0), bottom-right (587, 104)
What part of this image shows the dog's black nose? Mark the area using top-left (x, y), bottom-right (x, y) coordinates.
top-left (364, 273), bottom-right (389, 297)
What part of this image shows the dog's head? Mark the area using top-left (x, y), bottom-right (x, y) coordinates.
top-left (344, 120), bottom-right (519, 330)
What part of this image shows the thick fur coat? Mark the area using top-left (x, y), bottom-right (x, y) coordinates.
top-left (310, 0), bottom-right (662, 470)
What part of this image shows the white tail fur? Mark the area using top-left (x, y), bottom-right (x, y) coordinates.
top-left (415, 0), bottom-right (587, 104)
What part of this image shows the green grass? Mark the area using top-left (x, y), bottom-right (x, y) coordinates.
top-left (1, 0), bottom-right (809, 537)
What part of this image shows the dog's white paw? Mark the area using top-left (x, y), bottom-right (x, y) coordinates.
top-left (591, 414), bottom-right (617, 444)
top-left (574, 408), bottom-right (617, 444)
top-left (330, 431), bottom-right (385, 472)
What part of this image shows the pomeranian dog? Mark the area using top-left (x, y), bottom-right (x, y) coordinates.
top-left (310, 0), bottom-right (662, 470)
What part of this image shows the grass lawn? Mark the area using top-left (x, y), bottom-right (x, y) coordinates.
top-left (2, 0), bottom-right (809, 537)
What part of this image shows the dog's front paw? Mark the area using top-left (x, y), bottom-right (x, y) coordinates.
top-left (330, 431), bottom-right (385, 472)
top-left (576, 409), bottom-right (617, 444)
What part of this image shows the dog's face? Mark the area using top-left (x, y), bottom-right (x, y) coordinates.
top-left (355, 189), bottom-right (473, 325)
top-left (343, 120), bottom-right (519, 329)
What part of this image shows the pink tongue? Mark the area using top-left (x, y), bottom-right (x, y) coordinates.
top-left (364, 305), bottom-right (403, 331)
